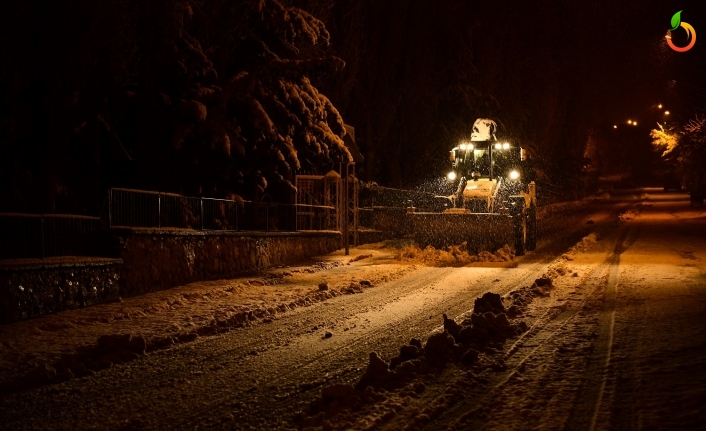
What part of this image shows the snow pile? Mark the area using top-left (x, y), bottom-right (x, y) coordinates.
top-left (537, 199), bottom-right (589, 218)
top-left (349, 253), bottom-right (373, 263)
top-left (560, 232), bottom-right (600, 262)
top-left (619, 201), bottom-right (651, 222)
top-left (2, 333), bottom-right (150, 393)
top-left (504, 276), bottom-right (554, 316)
top-left (396, 243), bottom-right (514, 266)
top-left (0, 257), bottom-right (410, 395)
top-left (619, 209), bottom-right (640, 221)
top-left (281, 260), bottom-right (345, 275)
top-left (297, 292), bottom-right (529, 428)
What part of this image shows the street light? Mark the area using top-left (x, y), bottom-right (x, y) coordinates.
top-left (627, 120), bottom-right (633, 125)
top-left (665, 111), bottom-right (670, 116)
top-left (633, 121), bottom-right (637, 126)
top-left (658, 104), bottom-right (663, 109)
top-left (613, 125), bottom-right (617, 129)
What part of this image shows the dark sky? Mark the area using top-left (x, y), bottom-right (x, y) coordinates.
top-left (474, 0), bottom-right (704, 121)
top-left (556, 0), bottom-right (704, 122)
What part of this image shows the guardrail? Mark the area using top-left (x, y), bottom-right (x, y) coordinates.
top-left (108, 188), bottom-right (337, 232)
top-left (0, 213), bottom-right (102, 259)
top-left (0, 190), bottom-right (339, 260)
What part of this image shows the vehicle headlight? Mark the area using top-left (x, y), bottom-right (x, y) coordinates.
top-left (509, 170), bottom-right (520, 180)
top-left (502, 143), bottom-right (510, 150)
top-left (447, 171), bottom-right (457, 181)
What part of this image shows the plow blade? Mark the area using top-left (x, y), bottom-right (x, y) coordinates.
top-left (408, 212), bottom-right (515, 252)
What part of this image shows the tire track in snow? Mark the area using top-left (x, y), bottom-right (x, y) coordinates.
top-left (434, 258), bottom-right (614, 431)
top-left (417, 222), bottom-right (637, 431)
top-left (189, 248), bottom-right (584, 429)
top-left (564, 224), bottom-right (638, 431)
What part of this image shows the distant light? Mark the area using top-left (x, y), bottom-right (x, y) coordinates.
top-left (447, 171), bottom-right (457, 181)
top-left (494, 143), bottom-right (502, 150)
top-left (633, 121), bottom-right (637, 126)
top-left (509, 170), bottom-right (520, 180)
top-left (665, 111), bottom-right (670, 115)
top-left (468, 143), bottom-right (474, 150)
top-left (613, 125), bottom-right (617, 129)
top-left (459, 143), bottom-right (467, 150)
top-left (502, 143), bottom-right (510, 150)
top-left (658, 104), bottom-right (663, 109)
top-left (627, 120), bottom-right (632, 124)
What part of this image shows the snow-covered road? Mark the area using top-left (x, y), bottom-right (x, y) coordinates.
top-left (1, 189), bottom-right (704, 430)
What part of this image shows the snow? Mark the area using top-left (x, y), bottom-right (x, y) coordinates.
top-left (0, 189), bottom-right (704, 430)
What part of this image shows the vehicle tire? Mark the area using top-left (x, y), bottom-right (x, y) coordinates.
top-left (526, 204), bottom-right (537, 251)
top-left (514, 211), bottom-right (526, 256)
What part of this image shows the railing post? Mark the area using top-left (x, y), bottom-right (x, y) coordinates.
top-left (158, 194), bottom-right (162, 228)
top-left (344, 164), bottom-right (349, 255)
top-left (40, 216), bottom-right (45, 259)
top-left (108, 189), bottom-right (112, 228)
top-left (266, 203), bottom-right (269, 231)
top-left (200, 198), bottom-right (204, 231)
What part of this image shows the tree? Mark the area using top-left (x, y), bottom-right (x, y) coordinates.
top-left (0, 0), bottom-right (350, 213)
top-left (653, 115), bottom-right (706, 189)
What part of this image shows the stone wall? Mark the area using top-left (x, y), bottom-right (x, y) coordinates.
top-left (110, 229), bottom-right (342, 297)
top-left (1, 230), bottom-right (341, 323)
top-left (0, 258), bottom-right (122, 324)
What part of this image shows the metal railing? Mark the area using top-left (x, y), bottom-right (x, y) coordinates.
top-left (0, 213), bottom-right (102, 260)
top-left (108, 188), bottom-right (337, 232)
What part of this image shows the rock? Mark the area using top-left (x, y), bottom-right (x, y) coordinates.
top-left (409, 338), bottom-right (423, 349)
top-left (360, 280), bottom-right (373, 287)
top-left (318, 282), bottom-right (329, 291)
top-left (323, 331), bottom-right (333, 339)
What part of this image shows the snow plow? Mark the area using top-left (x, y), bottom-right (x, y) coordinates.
top-left (407, 119), bottom-right (537, 255)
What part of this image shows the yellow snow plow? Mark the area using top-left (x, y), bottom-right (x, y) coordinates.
top-left (407, 119), bottom-right (537, 255)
